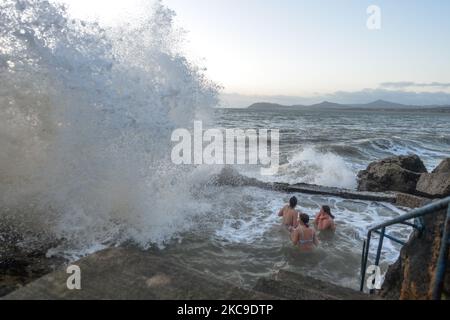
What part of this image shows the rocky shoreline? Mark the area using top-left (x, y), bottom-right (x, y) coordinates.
top-left (357, 155), bottom-right (450, 199)
top-left (356, 155), bottom-right (450, 299)
top-left (1, 154), bottom-right (449, 299)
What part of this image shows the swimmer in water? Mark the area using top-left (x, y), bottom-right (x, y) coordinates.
top-left (314, 205), bottom-right (336, 232)
top-left (291, 213), bottom-right (319, 252)
top-left (278, 196), bottom-right (300, 231)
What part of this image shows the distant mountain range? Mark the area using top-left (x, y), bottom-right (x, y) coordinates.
top-left (247, 100), bottom-right (450, 111)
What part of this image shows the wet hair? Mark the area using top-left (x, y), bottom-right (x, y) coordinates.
top-left (322, 205), bottom-right (335, 219)
top-left (289, 196), bottom-right (298, 208)
top-left (300, 213), bottom-right (310, 228)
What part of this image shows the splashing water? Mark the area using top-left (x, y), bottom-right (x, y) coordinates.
top-left (285, 147), bottom-right (357, 189)
top-left (0, 0), bottom-right (219, 258)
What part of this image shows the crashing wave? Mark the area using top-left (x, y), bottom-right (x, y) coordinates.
top-left (0, 0), bottom-right (219, 258)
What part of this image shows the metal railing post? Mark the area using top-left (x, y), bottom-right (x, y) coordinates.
top-left (360, 231), bottom-right (372, 292)
top-left (369, 227), bottom-right (386, 294)
top-left (361, 240), bottom-right (366, 273)
top-left (375, 227), bottom-right (386, 267)
top-left (432, 205), bottom-right (450, 300)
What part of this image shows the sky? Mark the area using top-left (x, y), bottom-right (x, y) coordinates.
top-left (57, 0), bottom-right (450, 106)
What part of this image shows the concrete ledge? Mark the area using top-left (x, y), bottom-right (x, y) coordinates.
top-left (3, 247), bottom-right (379, 300)
top-left (270, 270), bottom-right (378, 300)
top-left (214, 168), bottom-right (431, 207)
top-left (3, 247), bottom-right (278, 300)
top-left (272, 182), bottom-right (398, 203)
top-left (394, 192), bottom-right (432, 208)
top-left (254, 270), bottom-right (377, 300)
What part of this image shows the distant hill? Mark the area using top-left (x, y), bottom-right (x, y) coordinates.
top-left (247, 102), bottom-right (298, 110)
top-left (349, 99), bottom-right (416, 109)
top-left (310, 101), bottom-right (347, 108)
top-left (246, 100), bottom-right (450, 111)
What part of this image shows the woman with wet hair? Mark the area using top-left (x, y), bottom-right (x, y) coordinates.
top-left (290, 213), bottom-right (319, 252)
top-left (314, 205), bottom-right (336, 231)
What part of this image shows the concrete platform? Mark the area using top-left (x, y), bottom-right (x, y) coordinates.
top-left (3, 247), bottom-right (277, 300)
top-left (3, 247), bottom-right (378, 300)
top-left (254, 270), bottom-right (378, 300)
top-left (273, 183), bottom-right (398, 203)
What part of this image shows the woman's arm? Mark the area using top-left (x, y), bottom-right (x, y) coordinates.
top-left (293, 211), bottom-right (300, 228)
top-left (314, 212), bottom-right (320, 227)
top-left (278, 205), bottom-right (286, 217)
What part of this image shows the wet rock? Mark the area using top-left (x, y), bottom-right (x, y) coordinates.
top-left (213, 166), bottom-right (268, 188)
top-left (381, 207), bottom-right (450, 300)
top-left (433, 158), bottom-right (450, 174)
top-left (0, 226), bottom-right (65, 297)
top-left (357, 155), bottom-right (427, 194)
top-left (416, 159), bottom-right (450, 198)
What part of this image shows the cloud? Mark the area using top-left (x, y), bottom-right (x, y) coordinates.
top-left (380, 81), bottom-right (450, 89)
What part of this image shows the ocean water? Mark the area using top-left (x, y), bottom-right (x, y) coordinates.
top-left (1, 0), bottom-right (450, 291)
top-left (214, 108), bottom-right (450, 189)
top-left (158, 108), bottom-right (450, 290)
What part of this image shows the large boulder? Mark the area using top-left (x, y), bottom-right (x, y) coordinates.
top-left (381, 207), bottom-right (450, 299)
top-left (357, 155), bottom-right (427, 194)
top-left (433, 158), bottom-right (450, 174)
top-left (416, 159), bottom-right (450, 198)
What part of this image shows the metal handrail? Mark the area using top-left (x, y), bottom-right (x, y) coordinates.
top-left (432, 205), bottom-right (450, 300)
top-left (360, 196), bottom-right (450, 300)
